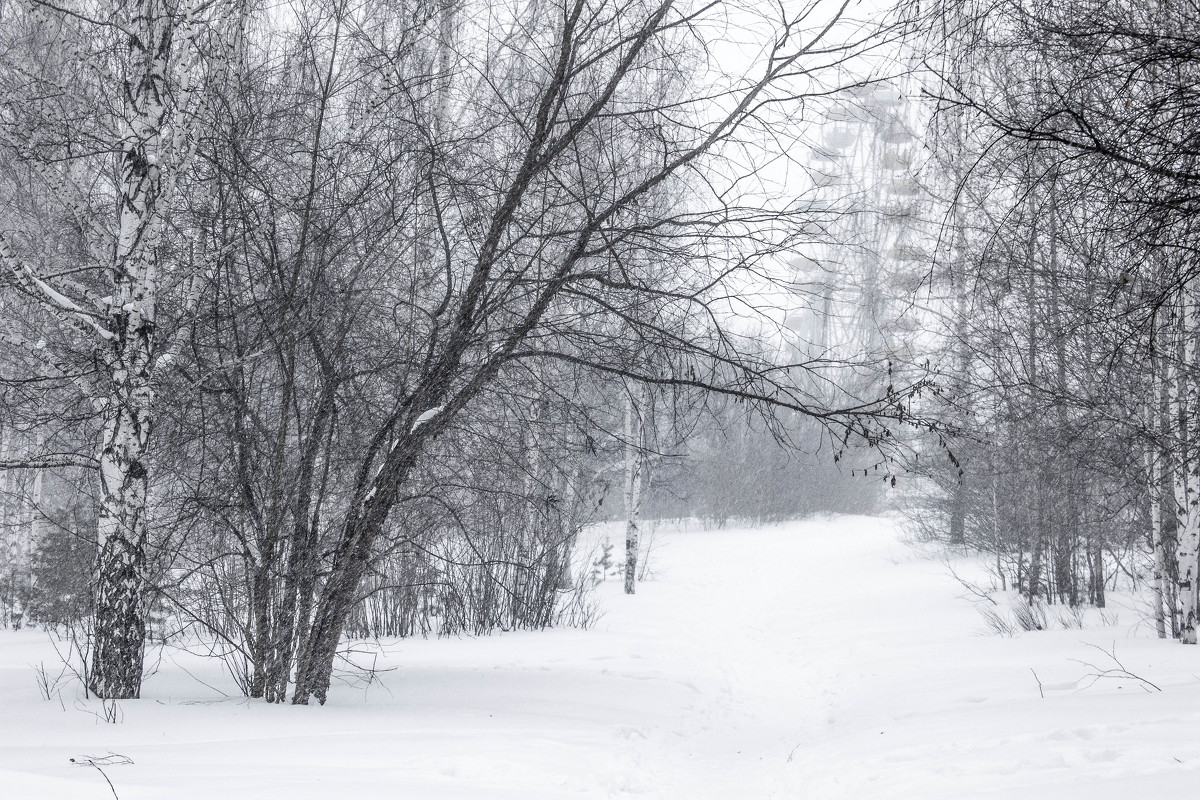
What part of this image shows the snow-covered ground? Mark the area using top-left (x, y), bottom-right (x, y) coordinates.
top-left (3, 515), bottom-right (1200, 799)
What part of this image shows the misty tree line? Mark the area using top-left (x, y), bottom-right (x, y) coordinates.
top-left (0, 0), bottom-right (917, 702)
top-left (909, 0), bottom-right (1200, 639)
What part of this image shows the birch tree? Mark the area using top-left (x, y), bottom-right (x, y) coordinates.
top-left (0, 0), bottom-right (231, 697)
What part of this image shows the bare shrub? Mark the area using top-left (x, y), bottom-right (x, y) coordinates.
top-left (1054, 605), bottom-right (1086, 629)
top-left (978, 606), bottom-right (1016, 636)
top-left (32, 659), bottom-right (71, 702)
top-left (1012, 597), bottom-right (1047, 631)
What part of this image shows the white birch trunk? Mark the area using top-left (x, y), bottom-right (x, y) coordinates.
top-left (1144, 351), bottom-right (1168, 638)
top-left (1147, 435), bottom-right (1168, 638)
top-left (21, 432), bottom-right (46, 628)
top-left (990, 467), bottom-right (1005, 592)
top-left (623, 384), bottom-right (648, 595)
top-left (1171, 287), bottom-right (1200, 644)
top-left (88, 0), bottom-right (180, 698)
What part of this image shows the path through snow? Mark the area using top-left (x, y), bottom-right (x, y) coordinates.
top-left (2, 516), bottom-right (1200, 798)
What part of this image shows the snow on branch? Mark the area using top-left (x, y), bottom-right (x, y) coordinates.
top-left (0, 232), bottom-right (113, 341)
top-left (411, 406), bottom-right (444, 432)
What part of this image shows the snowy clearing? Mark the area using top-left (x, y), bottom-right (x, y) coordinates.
top-left (3, 515), bottom-right (1199, 799)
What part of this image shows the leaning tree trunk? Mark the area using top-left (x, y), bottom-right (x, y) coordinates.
top-left (292, 438), bottom-right (424, 705)
top-left (291, 513), bottom-right (384, 705)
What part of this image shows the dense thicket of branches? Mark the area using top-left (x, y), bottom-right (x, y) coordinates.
top-left (0, 0), bottom-right (919, 702)
top-left (911, 0), bottom-right (1200, 636)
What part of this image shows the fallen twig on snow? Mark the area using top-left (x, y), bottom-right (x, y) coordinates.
top-left (71, 753), bottom-right (133, 800)
top-left (1071, 642), bottom-right (1161, 693)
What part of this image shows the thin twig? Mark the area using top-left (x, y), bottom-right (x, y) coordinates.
top-left (70, 753), bottom-right (132, 800)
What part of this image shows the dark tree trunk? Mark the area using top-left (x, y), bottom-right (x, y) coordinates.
top-left (292, 441), bottom-right (422, 704)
